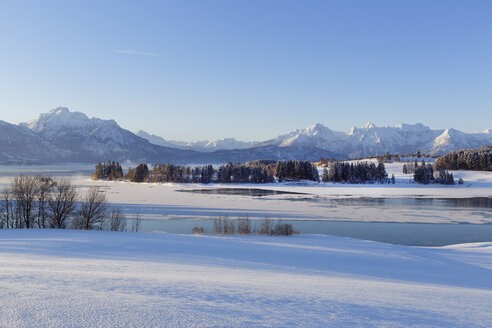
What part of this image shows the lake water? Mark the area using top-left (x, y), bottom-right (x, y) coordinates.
top-left (120, 188), bottom-right (492, 246)
top-left (122, 190), bottom-right (492, 246)
top-left (1, 167), bottom-right (491, 246)
top-left (180, 188), bottom-right (492, 211)
top-left (128, 218), bottom-right (492, 246)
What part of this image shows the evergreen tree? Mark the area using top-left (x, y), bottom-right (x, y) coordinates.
top-left (434, 146), bottom-right (492, 171)
top-left (376, 162), bottom-right (388, 183)
top-left (322, 167), bottom-right (329, 182)
top-left (414, 164), bottom-right (433, 184)
top-left (130, 163), bottom-right (149, 182)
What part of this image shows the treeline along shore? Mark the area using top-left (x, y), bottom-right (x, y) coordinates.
top-left (92, 160), bottom-right (394, 184)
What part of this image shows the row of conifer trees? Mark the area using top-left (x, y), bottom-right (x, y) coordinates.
top-left (93, 160), bottom-right (321, 184)
top-left (94, 159), bottom-right (394, 184)
top-left (434, 146), bottom-right (491, 171)
top-left (320, 162), bottom-right (390, 183)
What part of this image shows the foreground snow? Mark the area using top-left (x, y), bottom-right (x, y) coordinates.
top-left (0, 230), bottom-right (491, 327)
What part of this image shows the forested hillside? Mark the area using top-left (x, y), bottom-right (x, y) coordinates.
top-left (434, 146), bottom-right (492, 171)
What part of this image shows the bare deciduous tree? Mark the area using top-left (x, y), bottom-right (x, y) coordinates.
top-left (37, 176), bottom-right (56, 228)
top-left (132, 213), bottom-right (141, 232)
top-left (260, 218), bottom-right (273, 235)
top-left (213, 216), bottom-right (235, 235)
top-left (73, 187), bottom-right (108, 230)
top-left (237, 216), bottom-right (251, 234)
top-left (48, 179), bottom-right (78, 229)
top-left (107, 207), bottom-right (126, 232)
top-left (1, 187), bottom-right (14, 229)
top-left (11, 176), bottom-right (41, 228)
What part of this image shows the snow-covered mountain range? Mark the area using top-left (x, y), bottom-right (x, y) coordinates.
top-left (0, 107), bottom-right (490, 164)
top-left (252, 122), bottom-right (492, 159)
top-left (10, 107), bottom-right (198, 164)
top-left (138, 120), bottom-right (491, 159)
top-left (135, 130), bottom-right (254, 152)
top-left (0, 120), bottom-right (65, 163)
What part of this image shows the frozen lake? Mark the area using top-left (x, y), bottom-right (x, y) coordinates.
top-left (1, 164), bottom-right (491, 246)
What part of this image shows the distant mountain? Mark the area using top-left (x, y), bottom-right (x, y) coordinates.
top-left (253, 123), bottom-right (345, 148)
top-left (254, 122), bottom-right (492, 158)
top-left (135, 130), bottom-right (189, 149)
top-left (8, 107), bottom-right (338, 164)
top-left (0, 120), bottom-right (64, 164)
top-left (136, 130), bottom-right (253, 152)
top-left (194, 144), bottom-right (343, 164)
top-left (19, 107), bottom-right (198, 163)
top-left (0, 107), bottom-right (489, 164)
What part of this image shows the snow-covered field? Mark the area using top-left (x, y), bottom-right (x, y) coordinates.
top-left (0, 230), bottom-right (491, 327)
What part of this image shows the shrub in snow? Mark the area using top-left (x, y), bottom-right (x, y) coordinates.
top-left (210, 217), bottom-right (298, 236)
top-left (260, 218), bottom-right (298, 236)
top-left (192, 226), bottom-right (205, 235)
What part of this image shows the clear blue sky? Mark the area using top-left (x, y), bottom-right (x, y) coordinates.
top-left (0, 0), bottom-right (490, 141)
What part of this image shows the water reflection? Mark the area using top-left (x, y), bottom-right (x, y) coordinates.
top-left (325, 197), bottom-right (492, 209)
top-left (178, 188), bottom-right (492, 210)
top-left (177, 188), bottom-right (305, 197)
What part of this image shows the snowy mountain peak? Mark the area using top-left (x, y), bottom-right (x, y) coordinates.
top-left (394, 122), bottom-right (431, 133)
top-left (362, 122), bottom-right (376, 129)
top-left (396, 122), bottom-right (422, 129)
top-left (304, 123), bottom-right (336, 136)
top-left (307, 122), bottom-right (326, 132)
top-left (439, 128), bottom-right (462, 138)
top-left (21, 107), bottom-right (122, 138)
top-left (202, 138), bottom-right (253, 150)
top-left (24, 107), bottom-right (93, 132)
top-left (43, 106), bottom-right (90, 122)
top-left (50, 106), bottom-right (70, 115)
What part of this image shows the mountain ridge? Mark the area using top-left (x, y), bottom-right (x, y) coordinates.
top-left (0, 107), bottom-right (489, 164)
